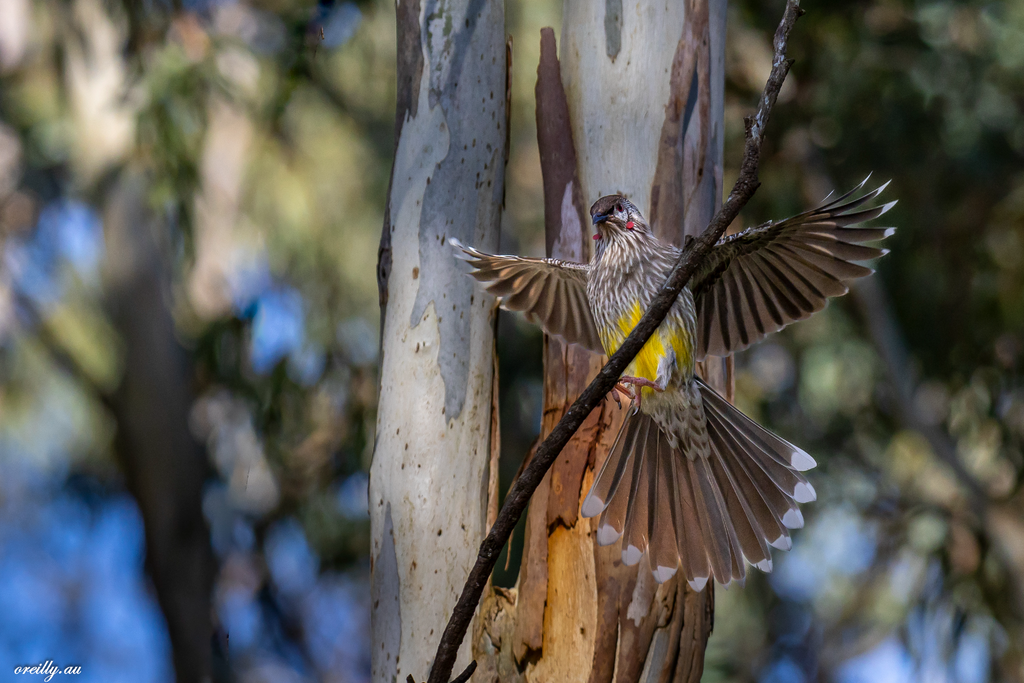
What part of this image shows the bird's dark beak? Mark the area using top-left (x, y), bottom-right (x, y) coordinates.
top-left (592, 213), bottom-right (610, 225)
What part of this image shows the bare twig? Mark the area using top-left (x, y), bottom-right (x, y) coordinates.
top-left (424, 3), bottom-right (803, 682)
top-left (450, 661), bottom-right (477, 683)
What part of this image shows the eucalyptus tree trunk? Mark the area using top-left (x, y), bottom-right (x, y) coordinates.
top-left (370, 0), bottom-right (507, 681)
top-left (104, 170), bottom-right (215, 683)
top-left (476, 2), bottom-right (728, 681)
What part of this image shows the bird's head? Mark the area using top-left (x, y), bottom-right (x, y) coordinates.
top-left (590, 195), bottom-right (649, 242)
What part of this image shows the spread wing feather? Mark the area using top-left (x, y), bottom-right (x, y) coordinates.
top-left (692, 179), bottom-right (896, 360)
top-left (450, 239), bottom-right (604, 353)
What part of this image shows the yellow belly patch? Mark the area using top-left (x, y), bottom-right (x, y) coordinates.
top-left (599, 300), bottom-right (692, 393)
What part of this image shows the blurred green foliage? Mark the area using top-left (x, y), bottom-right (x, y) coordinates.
top-left (707, 1), bottom-right (1024, 680)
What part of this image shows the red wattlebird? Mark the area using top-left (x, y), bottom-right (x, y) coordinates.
top-left (452, 179), bottom-right (895, 589)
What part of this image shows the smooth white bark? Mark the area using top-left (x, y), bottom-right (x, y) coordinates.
top-left (560, 0), bottom-right (726, 235)
top-left (371, 1), bottom-right (505, 681)
top-left (561, 1), bottom-right (688, 210)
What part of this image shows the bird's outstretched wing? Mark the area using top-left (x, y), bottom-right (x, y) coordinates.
top-left (450, 239), bottom-right (604, 354)
top-left (691, 179), bottom-right (896, 360)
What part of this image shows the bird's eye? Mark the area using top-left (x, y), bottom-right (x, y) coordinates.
top-left (615, 203), bottom-right (624, 214)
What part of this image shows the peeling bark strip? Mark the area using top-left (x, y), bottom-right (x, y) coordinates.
top-left (426, 3), bottom-right (802, 681)
top-left (371, 0), bottom-right (506, 681)
top-left (395, 0), bottom-right (424, 138)
top-left (486, 348), bottom-right (502, 532)
top-left (536, 28), bottom-right (589, 278)
top-left (604, 0), bottom-right (622, 60)
top-left (378, 0), bottom-right (426, 316)
top-left (373, 505), bottom-right (402, 683)
top-left (648, 0), bottom-right (710, 246)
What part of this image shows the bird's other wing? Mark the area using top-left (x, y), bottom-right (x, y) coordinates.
top-left (691, 179), bottom-right (896, 360)
top-left (450, 239), bottom-right (604, 354)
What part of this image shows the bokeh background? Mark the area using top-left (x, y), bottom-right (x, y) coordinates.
top-left (0, 0), bottom-right (1022, 680)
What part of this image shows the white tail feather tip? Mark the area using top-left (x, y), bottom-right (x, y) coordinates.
top-left (580, 495), bottom-right (605, 519)
top-left (782, 508), bottom-right (805, 529)
top-left (756, 558), bottom-right (773, 573)
top-left (770, 534), bottom-right (792, 551)
top-left (622, 545), bottom-right (643, 566)
top-left (652, 565), bottom-right (678, 583)
top-left (618, 544), bottom-right (643, 565)
top-left (878, 199), bottom-right (898, 216)
top-left (793, 481), bottom-right (816, 503)
top-left (688, 576), bottom-right (709, 592)
top-left (790, 450), bottom-right (816, 471)
top-left (596, 524), bottom-right (621, 546)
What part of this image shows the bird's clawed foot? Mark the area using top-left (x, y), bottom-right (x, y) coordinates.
top-left (611, 376), bottom-right (665, 411)
top-left (620, 375), bottom-right (665, 392)
top-left (609, 382), bottom-right (633, 410)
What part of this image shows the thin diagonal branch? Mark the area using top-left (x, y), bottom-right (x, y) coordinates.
top-left (424, 2), bottom-right (803, 682)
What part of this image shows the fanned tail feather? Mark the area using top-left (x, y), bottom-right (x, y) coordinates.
top-left (582, 379), bottom-right (817, 588)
